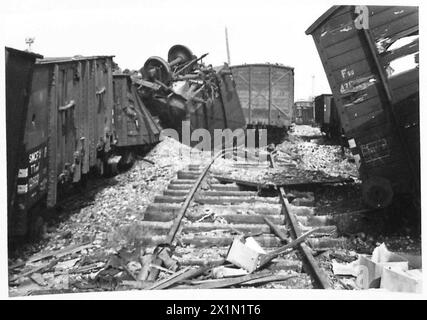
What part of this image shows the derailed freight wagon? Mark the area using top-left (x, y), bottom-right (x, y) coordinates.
top-left (314, 94), bottom-right (341, 139)
top-left (6, 47), bottom-right (42, 238)
top-left (8, 54), bottom-right (115, 237)
top-left (137, 45), bottom-right (246, 149)
top-left (306, 6), bottom-right (419, 208)
top-left (230, 64), bottom-right (294, 139)
top-left (112, 73), bottom-right (161, 164)
top-left (6, 52), bottom-right (161, 239)
top-left (189, 64), bottom-right (246, 145)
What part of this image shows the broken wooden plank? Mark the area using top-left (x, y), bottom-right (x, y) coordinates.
top-left (149, 264), bottom-right (175, 274)
top-left (213, 175), bottom-right (273, 188)
top-left (138, 254), bottom-right (155, 281)
top-left (147, 257), bottom-right (162, 282)
top-left (10, 243), bottom-right (93, 270)
top-left (119, 280), bottom-right (155, 290)
top-left (241, 274), bottom-right (297, 286)
top-left (213, 175), bottom-right (353, 189)
top-left (263, 216), bottom-right (289, 243)
top-left (12, 258), bottom-right (59, 283)
top-left (71, 262), bottom-right (104, 274)
top-left (148, 266), bottom-right (201, 290)
top-left (181, 272), bottom-right (271, 289)
top-left (258, 228), bottom-right (320, 268)
top-left (140, 158), bottom-right (155, 165)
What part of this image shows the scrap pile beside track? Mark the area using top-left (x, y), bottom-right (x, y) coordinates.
top-left (212, 126), bottom-right (358, 187)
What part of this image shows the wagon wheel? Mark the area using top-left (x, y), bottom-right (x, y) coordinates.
top-left (362, 176), bottom-right (393, 209)
top-left (167, 44), bottom-right (195, 71)
top-left (141, 56), bottom-right (172, 86)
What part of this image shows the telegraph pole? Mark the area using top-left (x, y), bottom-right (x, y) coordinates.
top-left (225, 27), bottom-right (231, 65)
top-left (311, 74), bottom-right (315, 118)
top-left (311, 74), bottom-right (315, 100)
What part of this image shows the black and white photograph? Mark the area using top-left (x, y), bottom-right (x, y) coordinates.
top-left (1, 0), bottom-right (423, 300)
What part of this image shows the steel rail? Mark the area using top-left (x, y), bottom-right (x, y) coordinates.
top-left (268, 153), bottom-right (331, 289)
top-left (165, 147), bottom-right (237, 245)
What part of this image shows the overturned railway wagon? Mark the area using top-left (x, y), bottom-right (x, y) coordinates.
top-left (314, 94), bottom-right (341, 139)
top-left (137, 45), bottom-right (246, 148)
top-left (230, 64), bottom-right (294, 130)
top-left (188, 64), bottom-right (246, 144)
top-left (306, 5), bottom-right (419, 208)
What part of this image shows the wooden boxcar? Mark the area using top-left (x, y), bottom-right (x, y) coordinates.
top-left (7, 54), bottom-right (116, 237)
top-left (7, 53), bottom-right (163, 238)
top-left (306, 6), bottom-right (419, 208)
top-left (293, 100), bottom-right (315, 125)
top-left (6, 47), bottom-right (42, 237)
top-left (36, 56), bottom-right (116, 207)
top-left (314, 94), bottom-right (341, 138)
top-left (230, 64), bottom-right (294, 129)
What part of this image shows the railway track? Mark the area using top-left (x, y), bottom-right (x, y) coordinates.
top-left (134, 148), bottom-right (348, 289)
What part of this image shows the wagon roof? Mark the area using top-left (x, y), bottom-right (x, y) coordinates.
top-left (37, 55), bottom-right (115, 64)
top-left (5, 46), bottom-right (43, 59)
top-left (315, 93), bottom-right (333, 98)
top-left (230, 63), bottom-right (294, 71)
top-left (305, 5), bottom-right (341, 35)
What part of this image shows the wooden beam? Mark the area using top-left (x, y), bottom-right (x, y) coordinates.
top-left (148, 264), bottom-right (216, 290)
top-left (263, 216), bottom-right (289, 243)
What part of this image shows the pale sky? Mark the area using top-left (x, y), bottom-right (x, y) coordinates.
top-left (0, 0), bottom-right (337, 100)
top-left (0, 0), bottom-right (422, 100)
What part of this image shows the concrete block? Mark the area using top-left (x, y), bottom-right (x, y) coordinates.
top-left (380, 267), bottom-right (422, 293)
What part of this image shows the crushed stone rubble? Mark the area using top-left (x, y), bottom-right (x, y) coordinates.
top-left (211, 125), bottom-right (358, 186)
top-left (8, 137), bottom-right (212, 295)
top-left (8, 127), bottom-right (420, 295)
